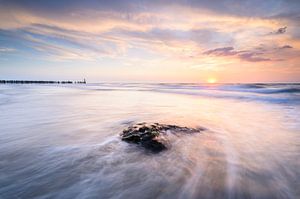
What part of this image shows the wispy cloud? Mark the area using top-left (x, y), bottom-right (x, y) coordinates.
top-left (203, 47), bottom-right (238, 56)
top-left (203, 46), bottom-right (272, 62)
top-left (238, 52), bottom-right (271, 62)
top-left (0, 47), bottom-right (16, 52)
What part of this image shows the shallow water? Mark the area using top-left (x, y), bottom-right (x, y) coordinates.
top-left (0, 83), bottom-right (299, 199)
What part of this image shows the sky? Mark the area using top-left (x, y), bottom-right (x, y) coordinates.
top-left (0, 0), bottom-right (300, 83)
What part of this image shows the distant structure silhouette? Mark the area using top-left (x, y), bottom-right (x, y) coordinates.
top-left (75, 78), bottom-right (86, 84)
top-left (0, 79), bottom-right (86, 84)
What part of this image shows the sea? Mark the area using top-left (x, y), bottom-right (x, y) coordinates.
top-left (0, 83), bottom-right (299, 199)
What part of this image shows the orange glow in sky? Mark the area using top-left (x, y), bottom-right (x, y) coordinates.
top-left (0, 1), bottom-right (299, 82)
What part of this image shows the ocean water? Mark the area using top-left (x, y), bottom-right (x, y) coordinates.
top-left (0, 83), bottom-right (299, 199)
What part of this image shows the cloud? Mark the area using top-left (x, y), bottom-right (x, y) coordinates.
top-left (203, 46), bottom-right (272, 62)
top-left (0, 0), bottom-right (299, 65)
top-left (203, 47), bottom-right (238, 56)
top-left (279, 45), bottom-right (293, 49)
top-left (238, 52), bottom-right (271, 62)
top-left (108, 27), bottom-right (231, 47)
top-left (268, 2), bottom-right (300, 24)
top-left (3, 0), bottom-right (300, 19)
top-left (0, 47), bottom-right (16, 52)
top-left (270, 26), bottom-right (287, 35)
top-left (0, 22), bottom-right (129, 61)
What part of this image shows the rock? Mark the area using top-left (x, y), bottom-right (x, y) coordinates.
top-left (120, 122), bottom-right (203, 153)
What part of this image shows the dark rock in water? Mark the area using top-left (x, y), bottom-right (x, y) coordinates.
top-left (120, 122), bottom-right (203, 153)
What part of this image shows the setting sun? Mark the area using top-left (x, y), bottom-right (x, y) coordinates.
top-left (207, 78), bottom-right (217, 84)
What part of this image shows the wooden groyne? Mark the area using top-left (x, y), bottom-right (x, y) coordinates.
top-left (0, 79), bottom-right (86, 84)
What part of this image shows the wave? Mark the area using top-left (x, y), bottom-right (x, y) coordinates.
top-left (6, 83), bottom-right (297, 105)
top-left (83, 83), bottom-right (300, 104)
top-left (262, 88), bottom-right (300, 94)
